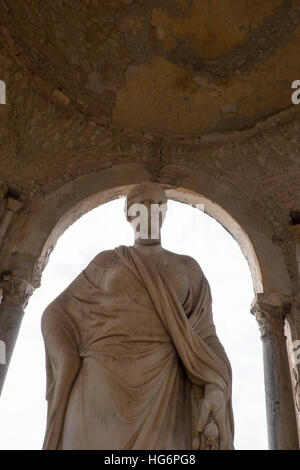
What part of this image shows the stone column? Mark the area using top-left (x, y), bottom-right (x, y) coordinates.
top-left (0, 303), bottom-right (24, 393)
top-left (0, 197), bottom-right (23, 250)
top-left (0, 273), bottom-right (34, 394)
top-left (289, 224), bottom-right (300, 441)
top-left (251, 293), bottom-right (299, 449)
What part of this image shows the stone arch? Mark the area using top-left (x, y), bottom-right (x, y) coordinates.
top-left (1, 162), bottom-right (298, 449)
top-left (5, 162), bottom-right (291, 298)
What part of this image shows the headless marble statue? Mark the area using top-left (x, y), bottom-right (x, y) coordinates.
top-left (41, 182), bottom-right (234, 450)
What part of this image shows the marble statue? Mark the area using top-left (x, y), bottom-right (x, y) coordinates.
top-left (41, 182), bottom-right (234, 450)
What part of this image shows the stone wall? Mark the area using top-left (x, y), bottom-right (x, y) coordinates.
top-left (0, 0), bottom-right (300, 446)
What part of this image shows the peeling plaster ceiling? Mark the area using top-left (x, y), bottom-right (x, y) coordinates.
top-left (2, 0), bottom-right (300, 134)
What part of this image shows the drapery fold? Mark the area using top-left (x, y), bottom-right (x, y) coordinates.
top-left (42, 245), bottom-right (234, 450)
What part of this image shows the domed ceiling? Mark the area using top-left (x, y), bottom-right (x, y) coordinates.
top-left (2, 0), bottom-right (300, 134)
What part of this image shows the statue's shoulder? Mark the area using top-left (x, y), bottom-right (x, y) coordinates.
top-left (91, 249), bottom-right (119, 268)
top-left (180, 254), bottom-right (203, 273)
top-left (176, 253), bottom-right (207, 286)
top-left (164, 249), bottom-right (203, 274)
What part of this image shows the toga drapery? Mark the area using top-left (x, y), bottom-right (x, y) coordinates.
top-left (41, 245), bottom-right (234, 450)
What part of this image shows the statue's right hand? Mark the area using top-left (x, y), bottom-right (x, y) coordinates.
top-left (194, 384), bottom-right (228, 450)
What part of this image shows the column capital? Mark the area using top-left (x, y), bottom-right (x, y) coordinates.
top-left (0, 271), bottom-right (35, 309)
top-left (289, 224), bottom-right (300, 241)
top-left (251, 293), bottom-right (293, 338)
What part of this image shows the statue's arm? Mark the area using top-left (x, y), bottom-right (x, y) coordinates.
top-left (183, 255), bottom-right (234, 449)
top-left (183, 254), bottom-right (232, 377)
top-left (41, 303), bottom-right (81, 449)
top-left (41, 249), bottom-right (117, 449)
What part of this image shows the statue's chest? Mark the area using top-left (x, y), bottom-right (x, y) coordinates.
top-left (150, 258), bottom-right (189, 305)
top-left (106, 257), bottom-right (189, 305)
